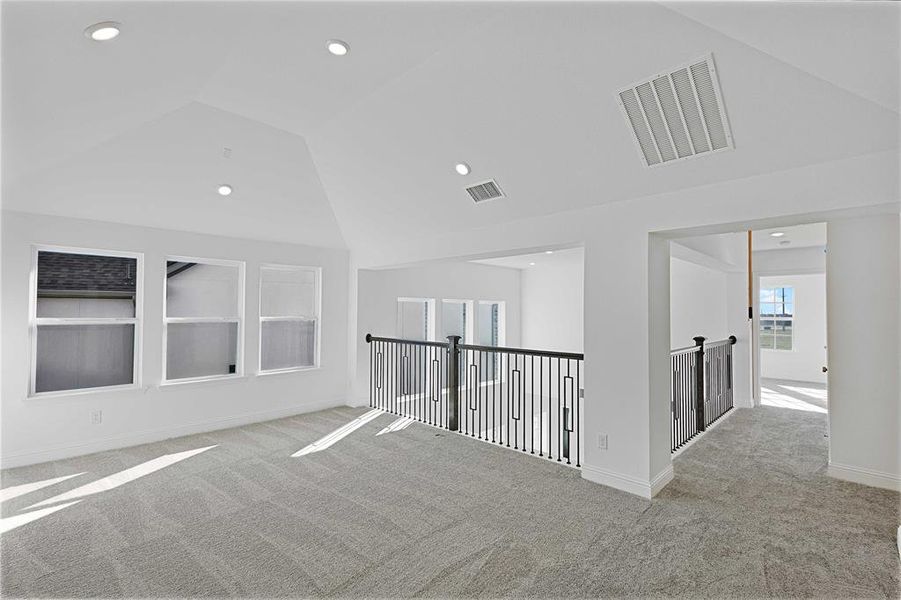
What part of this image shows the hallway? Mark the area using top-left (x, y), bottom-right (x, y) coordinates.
top-left (2, 404), bottom-right (897, 598)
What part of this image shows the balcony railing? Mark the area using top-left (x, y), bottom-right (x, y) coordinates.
top-left (366, 334), bottom-right (584, 467)
top-left (671, 335), bottom-right (736, 452)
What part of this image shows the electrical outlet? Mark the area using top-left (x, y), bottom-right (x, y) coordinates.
top-left (91, 410), bottom-right (102, 425)
top-left (597, 434), bottom-right (608, 450)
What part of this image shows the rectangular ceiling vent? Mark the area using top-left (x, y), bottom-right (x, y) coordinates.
top-left (618, 54), bottom-right (733, 167)
top-left (466, 180), bottom-right (505, 203)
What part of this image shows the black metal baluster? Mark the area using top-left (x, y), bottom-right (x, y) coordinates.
top-left (539, 357), bottom-right (544, 456)
top-left (557, 356), bottom-right (562, 462)
top-left (576, 359), bottom-right (581, 467)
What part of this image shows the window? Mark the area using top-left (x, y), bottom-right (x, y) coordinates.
top-left (477, 301), bottom-right (505, 382)
top-left (30, 247), bottom-right (142, 395)
top-left (259, 265), bottom-right (320, 372)
top-left (441, 299), bottom-right (472, 342)
top-left (164, 257), bottom-right (243, 382)
top-left (759, 286), bottom-right (793, 351)
top-left (477, 301), bottom-right (504, 347)
top-left (396, 298), bottom-right (433, 341)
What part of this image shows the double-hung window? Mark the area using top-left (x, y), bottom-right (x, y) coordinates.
top-left (441, 299), bottom-right (472, 342)
top-left (477, 301), bottom-right (505, 382)
top-left (259, 265), bottom-right (320, 372)
top-left (396, 298), bottom-right (433, 341)
top-left (30, 247), bottom-right (142, 396)
top-left (759, 286), bottom-right (794, 351)
top-left (164, 257), bottom-right (244, 382)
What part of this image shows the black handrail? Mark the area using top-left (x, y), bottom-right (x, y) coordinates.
top-left (365, 333), bottom-right (447, 348)
top-left (366, 334), bottom-right (584, 360)
top-left (459, 342), bottom-right (584, 361)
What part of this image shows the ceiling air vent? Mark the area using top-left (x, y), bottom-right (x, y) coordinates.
top-left (466, 180), bottom-right (504, 203)
top-left (618, 54), bottom-right (733, 167)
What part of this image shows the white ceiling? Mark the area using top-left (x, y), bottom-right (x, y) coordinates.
top-left (665, 2), bottom-right (900, 113)
top-left (752, 223), bottom-right (827, 252)
top-left (472, 247), bottom-right (584, 271)
top-left (2, 1), bottom-right (897, 253)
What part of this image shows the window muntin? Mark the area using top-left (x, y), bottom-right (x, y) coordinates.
top-left (759, 286), bottom-right (794, 351)
top-left (259, 265), bottom-right (319, 372)
top-left (31, 248), bottom-right (141, 395)
top-left (164, 258), bottom-right (244, 382)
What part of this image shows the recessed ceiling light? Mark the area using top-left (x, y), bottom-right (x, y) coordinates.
top-left (455, 163), bottom-right (471, 176)
top-left (770, 232), bottom-right (785, 237)
top-left (327, 40), bottom-right (349, 56)
top-left (217, 184), bottom-right (233, 196)
top-left (84, 21), bottom-right (121, 42)
top-left (529, 262), bottom-right (536, 266)
top-left (544, 250), bottom-right (553, 255)
top-left (779, 240), bottom-right (791, 246)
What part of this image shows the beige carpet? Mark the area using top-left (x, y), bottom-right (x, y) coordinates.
top-left (1, 405), bottom-right (898, 598)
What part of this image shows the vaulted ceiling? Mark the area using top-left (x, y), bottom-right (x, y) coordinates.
top-left (2, 1), bottom-right (898, 253)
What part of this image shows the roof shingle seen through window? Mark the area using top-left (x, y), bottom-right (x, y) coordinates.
top-left (38, 251), bottom-right (136, 294)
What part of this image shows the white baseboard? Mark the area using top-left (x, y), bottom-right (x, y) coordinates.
top-left (650, 464), bottom-right (675, 496)
top-left (345, 396), bottom-right (369, 408)
top-left (827, 461), bottom-right (900, 492)
top-left (581, 463), bottom-right (674, 499)
top-left (0, 397), bottom-right (346, 469)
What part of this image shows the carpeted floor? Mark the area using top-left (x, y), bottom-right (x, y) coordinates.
top-left (1, 405), bottom-right (898, 598)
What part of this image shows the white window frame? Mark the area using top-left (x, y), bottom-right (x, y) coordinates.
top-left (28, 245), bottom-right (144, 398)
top-left (258, 264), bottom-right (322, 374)
top-left (440, 299), bottom-right (474, 343)
top-left (162, 255), bottom-right (245, 384)
top-left (759, 285), bottom-right (794, 352)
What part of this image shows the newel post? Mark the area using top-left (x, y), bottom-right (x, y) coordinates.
top-left (693, 336), bottom-right (706, 432)
top-left (447, 335), bottom-right (461, 431)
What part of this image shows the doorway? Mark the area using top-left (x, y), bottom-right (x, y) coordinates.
top-left (751, 223), bottom-right (828, 414)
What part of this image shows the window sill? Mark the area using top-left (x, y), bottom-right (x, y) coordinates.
top-left (256, 366), bottom-right (321, 377)
top-left (159, 374), bottom-right (247, 388)
top-left (28, 383), bottom-right (140, 400)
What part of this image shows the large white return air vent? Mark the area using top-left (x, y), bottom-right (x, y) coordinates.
top-left (618, 54), bottom-right (733, 167)
top-left (466, 180), bottom-right (505, 203)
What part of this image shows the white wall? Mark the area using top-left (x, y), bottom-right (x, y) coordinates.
top-left (759, 274), bottom-right (827, 384)
top-left (1, 211), bottom-right (350, 467)
top-left (669, 257), bottom-right (729, 348)
top-left (826, 214), bottom-right (900, 490)
top-left (353, 262), bottom-right (521, 405)
top-left (520, 249), bottom-right (583, 353)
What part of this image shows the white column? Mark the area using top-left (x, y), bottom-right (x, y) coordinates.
top-left (826, 213), bottom-right (900, 491)
top-left (579, 226), bottom-right (672, 498)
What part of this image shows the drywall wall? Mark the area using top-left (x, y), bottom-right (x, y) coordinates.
top-left (353, 262), bottom-right (521, 405)
top-left (759, 274), bottom-right (827, 384)
top-left (669, 257), bottom-right (729, 348)
top-left (1, 211), bottom-right (350, 467)
top-left (520, 249), bottom-right (584, 353)
top-left (826, 213), bottom-right (900, 490)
